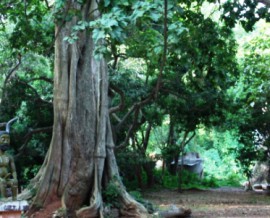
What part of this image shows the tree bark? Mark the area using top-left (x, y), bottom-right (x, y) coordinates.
top-left (26, 0), bottom-right (146, 217)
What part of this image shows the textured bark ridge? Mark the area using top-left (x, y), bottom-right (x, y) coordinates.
top-left (24, 0), bottom-right (147, 217)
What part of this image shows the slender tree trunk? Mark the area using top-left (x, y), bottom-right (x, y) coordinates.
top-left (142, 162), bottom-right (155, 188)
top-left (178, 131), bottom-right (189, 193)
top-left (27, 1), bottom-right (146, 217)
top-left (167, 117), bottom-right (178, 175)
top-left (135, 165), bottom-right (143, 189)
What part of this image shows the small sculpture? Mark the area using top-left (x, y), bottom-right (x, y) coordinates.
top-left (0, 118), bottom-right (18, 200)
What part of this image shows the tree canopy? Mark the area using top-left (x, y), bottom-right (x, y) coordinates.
top-left (0, 0), bottom-right (269, 216)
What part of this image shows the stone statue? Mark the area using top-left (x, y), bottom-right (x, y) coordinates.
top-left (0, 118), bottom-right (18, 200)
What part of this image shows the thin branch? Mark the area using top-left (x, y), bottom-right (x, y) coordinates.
top-left (1, 56), bottom-right (22, 101)
top-left (24, 0), bottom-right (27, 17)
top-left (114, 0), bottom-right (168, 130)
top-left (4, 55), bottom-right (21, 86)
top-left (109, 84), bottom-right (125, 114)
top-left (27, 76), bottom-right (53, 84)
top-left (115, 95), bottom-right (153, 131)
top-left (184, 131), bottom-right (196, 146)
top-left (116, 109), bottom-right (148, 150)
top-left (109, 53), bottom-right (127, 70)
top-left (44, 0), bottom-right (52, 9)
top-left (143, 123), bottom-right (152, 151)
top-left (180, 130), bottom-right (189, 152)
top-left (115, 104), bottom-right (137, 130)
top-left (154, 0), bottom-right (168, 98)
top-left (116, 107), bottom-right (140, 150)
top-left (18, 80), bottom-right (53, 105)
top-left (161, 87), bottom-right (188, 100)
top-left (15, 126), bottom-right (52, 158)
top-left (110, 43), bottom-right (119, 70)
top-left (112, 113), bottom-right (122, 123)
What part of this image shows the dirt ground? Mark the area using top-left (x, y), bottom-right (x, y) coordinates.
top-left (143, 187), bottom-right (270, 218)
top-left (27, 187), bottom-right (270, 217)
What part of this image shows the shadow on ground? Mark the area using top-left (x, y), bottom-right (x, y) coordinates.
top-left (143, 187), bottom-right (270, 217)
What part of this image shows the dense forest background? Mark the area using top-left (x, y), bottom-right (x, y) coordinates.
top-left (0, 0), bottom-right (270, 210)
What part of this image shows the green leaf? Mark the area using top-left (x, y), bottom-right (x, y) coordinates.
top-left (130, 10), bottom-right (145, 23)
top-left (92, 29), bottom-right (106, 43)
top-left (104, 0), bottom-right (110, 7)
top-left (106, 19), bottom-right (118, 28)
top-left (150, 12), bottom-right (160, 22)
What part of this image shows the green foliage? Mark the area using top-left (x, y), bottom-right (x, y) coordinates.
top-left (0, 52), bottom-right (53, 129)
top-left (221, 1), bottom-right (270, 31)
top-left (218, 173), bottom-right (243, 187)
top-left (181, 170), bottom-right (201, 188)
top-left (0, 0), bottom-right (268, 195)
top-left (102, 180), bottom-right (121, 208)
top-left (116, 148), bottom-right (148, 189)
top-left (154, 168), bottom-right (241, 190)
top-left (149, 122), bottom-right (246, 188)
top-left (130, 191), bottom-right (156, 214)
top-left (228, 22), bottom-right (270, 174)
top-left (153, 169), bottom-right (217, 190)
top-left (161, 144), bottom-right (179, 162)
top-left (110, 68), bottom-right (150, 107)
top-left (155, 13), bottom-right (238, 131)
top-left (109, 1), bottom-right (239, 190)
top-left (0, 48), bottom-right (53, 187)
top-left (22, 164), bottom-right (40, 185)
top-left (129, 190), bottom-right (142, 200)
top-left (187, 126), bottom-right (245, 181)
top-left (200, 174), bottom-right (219, 188)
top-left (0, 1), bottom-right (54, 54)
top-left (155, 170), bottom-right (178, 189)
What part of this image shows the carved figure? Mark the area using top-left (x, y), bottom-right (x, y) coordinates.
top-left (0, 118), bottom-right (18, 200)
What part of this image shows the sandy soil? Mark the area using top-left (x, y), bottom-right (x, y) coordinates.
top-left (143, 187), bottom-right (270, 217)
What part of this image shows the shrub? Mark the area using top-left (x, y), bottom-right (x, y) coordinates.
top-left (102, 181), bottom-right (121, 208)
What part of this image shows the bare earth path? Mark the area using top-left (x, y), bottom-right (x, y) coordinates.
top-left (143, 187), bottom-right (270, 217)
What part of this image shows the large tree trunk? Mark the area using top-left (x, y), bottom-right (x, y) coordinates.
top-left (26, 1), bottom-right (146, 217)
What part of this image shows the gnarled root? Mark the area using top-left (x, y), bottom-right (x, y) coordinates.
top-left (120, 204), bottom-right (141, 218)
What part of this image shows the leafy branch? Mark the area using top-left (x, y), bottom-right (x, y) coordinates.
top-left (114, 0), bottom-right (169, 149)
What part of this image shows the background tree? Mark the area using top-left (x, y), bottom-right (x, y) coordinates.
top-left (0, 13), bottom-right (54, 190)
top-left (105, 1), bottom-right (239, 192)
top-left (25, 0), bottom-right (151, 216)
top-left (0, 0), bottom-right (269, 216)
top-left (228, 21), bottom-right (270, 177)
